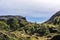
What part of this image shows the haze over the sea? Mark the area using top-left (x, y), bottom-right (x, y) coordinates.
top-left (0, 0), bottom-right (60, 23)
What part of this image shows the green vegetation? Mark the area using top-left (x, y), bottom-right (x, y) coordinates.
top-left (0, 21), bottom-right (9, 30)
top-left (0, 12), bottom-right (60, 40)
top-left (54, 16), bottom-right (60, 25)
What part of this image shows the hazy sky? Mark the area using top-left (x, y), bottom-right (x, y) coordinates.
top-left (0, 0), bottom-right (60, 23)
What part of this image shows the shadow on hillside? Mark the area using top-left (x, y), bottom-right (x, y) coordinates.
top-left (51, 35), bottom-right (60, 40)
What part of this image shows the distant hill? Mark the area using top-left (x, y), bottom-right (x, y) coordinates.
top-left (46, 11), bottom-right (60, 24)
top-left (0, 15), bottom-right (26, 21)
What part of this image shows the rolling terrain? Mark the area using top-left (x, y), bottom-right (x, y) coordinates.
top-left (0, 11), bottom-right (60, 40)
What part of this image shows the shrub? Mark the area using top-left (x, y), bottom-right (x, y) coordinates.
top-left (0, 21), bottom-right (10, 30)
top-left (7, 18), bottom-right (20, 31)
top-left (54, 16), bottom-right (60, 25)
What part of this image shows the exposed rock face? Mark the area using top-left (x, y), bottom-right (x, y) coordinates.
top-left (46, 11), bottom-right (60, 23)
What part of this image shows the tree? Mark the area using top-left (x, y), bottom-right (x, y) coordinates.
top-left (20, 19), bottom-right (27, 27)
top-left (24, 23), bottom-right (35, 34)
top-left (7, 18), bottom-right (20, 31)
top-left (37, 24), bottom-right (50, 36)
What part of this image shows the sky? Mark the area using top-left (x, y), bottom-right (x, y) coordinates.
top-left (0, 0), bottom-right (60, 23)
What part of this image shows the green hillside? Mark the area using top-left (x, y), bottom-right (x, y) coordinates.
top-left (0, 11), bottom-right (60, 40)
